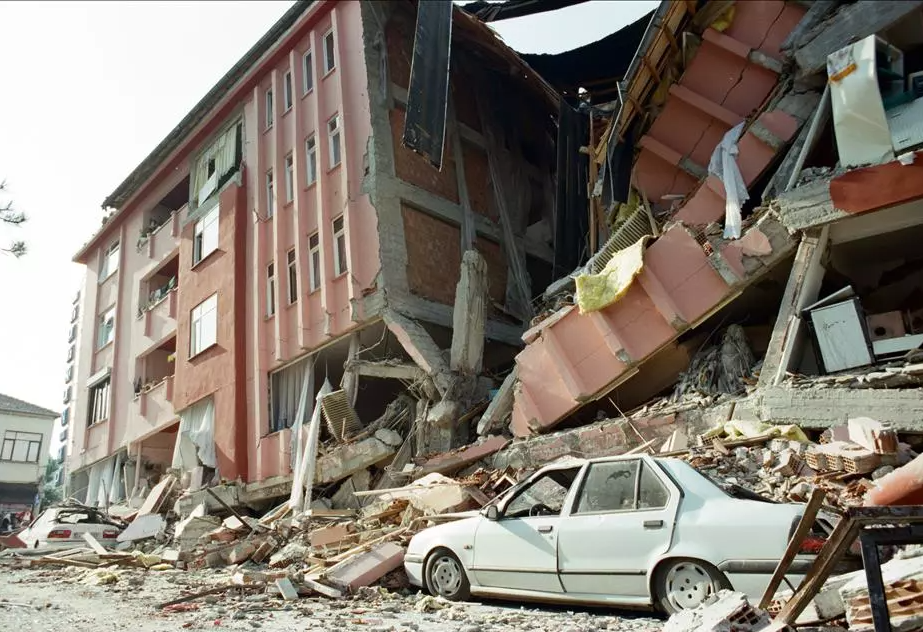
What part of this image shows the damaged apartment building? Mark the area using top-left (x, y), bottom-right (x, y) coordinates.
top-left (63, 0), bottom-right (560, 508)
top-left (64, 0), bottom-right (923, 512)
top-left (479, 0), bottom-right (923, 467)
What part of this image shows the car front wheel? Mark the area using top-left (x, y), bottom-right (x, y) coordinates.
top-left (654, 558), bottom-right (731, 614)
top-left (424, 548), bottom-right (471, 601)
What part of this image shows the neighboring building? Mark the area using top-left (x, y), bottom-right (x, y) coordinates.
top-left (65, 0), bottom-right (558, 504)
top-left (0, 393), bottom-right (57, 513)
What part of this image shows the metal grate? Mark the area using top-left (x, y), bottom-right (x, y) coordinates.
top-left (587, 208), bottom-right (654, 274)
top-left (320, 389), bottom-right (364, 442)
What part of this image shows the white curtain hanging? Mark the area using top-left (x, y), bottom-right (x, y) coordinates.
top-left (289, 378), bottom-right (333, 510)
top-left (172, 397), bottom-right (216, 470)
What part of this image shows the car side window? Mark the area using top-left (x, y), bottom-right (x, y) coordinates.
top-left (504, 467), bottom-right (580, 518)
top-left (574, 460), bottom-right (639, 514)
top-left (638, 462), bottom-right (670, 509)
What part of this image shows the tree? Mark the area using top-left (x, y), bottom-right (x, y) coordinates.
top-left (41, 457), bottom-right (63, 508)
top-left (0, 180), bottom-right (27, 257)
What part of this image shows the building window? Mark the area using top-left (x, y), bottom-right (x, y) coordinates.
top-left (287, 249), bottom-right (298, 304)
top-left (61, 408), bottom-right (70, 427)
top-left (302, 50), bottom-right (314, 94)
top-left (63, 386), bottom-right (71, 405)
top-left (305, 135), bottom-right (317, 186)
top-left (68, 324), bottom-right (77, 343)
top-left (97, 307), bottom-right (115, 349)
top-left (284, 153), bottom-right (295, 203)
top-left (1, 431), bottom-right (43, 463)
top-left (88, 378), bottom-right (111, 425)
top-left (333, 216), bottom-right (347, 276)
top-left (190, 294), bottom-right (218, 357)
top-left (265, 88), bottom-right (274, 129)
top-left (100, 241), bottom-right (120, 280)
top-left (308, 233), bottom-right (321, 292)
top-left (323, 29), bottom-right (336, 74)
top-left (283, 71), bottom-right (293, 111)
top-left (71, 304), bottom-right (79, 323)
top-left (266, 263), bottom-right (276, 316)
top-left (193, 204), bottom-right (220, 265)
top-left (328, 115), bottom-right (342, 169)
top-left (265, 169), bottom-right (274, 218)
top-left (65, 365), bottom-right (74, 383)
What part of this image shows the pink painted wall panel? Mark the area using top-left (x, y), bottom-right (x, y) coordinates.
top-left (602, 283), bottom-right (675, 360)
top-left (678, 42), bottom-right (751, 116)
top-left (722, 63), bottom-right (778, 118)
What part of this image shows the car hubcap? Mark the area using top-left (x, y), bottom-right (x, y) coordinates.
top-left (431, 555), bottom-right (462, 596)
top-left (665, 562), bottom-right (717, 611)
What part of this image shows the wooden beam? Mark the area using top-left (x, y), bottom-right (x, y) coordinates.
top-left (758, 488), bottom-right (826, 609)
top-left (780, 0), bottom-right (838, 53)
top-left (794, 1), bottom-right (923, 75)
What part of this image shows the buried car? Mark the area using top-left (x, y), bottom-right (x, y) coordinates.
top-left (404, 454), bottom-right (841, 613)
top-left (18, 504), bottom-right (125, 549)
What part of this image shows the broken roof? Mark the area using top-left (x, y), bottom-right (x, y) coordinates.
top-left (0, 393), bottom-right (58, 419)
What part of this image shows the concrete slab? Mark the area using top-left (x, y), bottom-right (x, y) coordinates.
top-left (316, 437), bottom-right (396, 485)
top-left (116, 514), bottom-right (166, 543)
top-left (417, 435), bottom-right (510, 477)
top-left (325, 541), bottom-right (405, 590)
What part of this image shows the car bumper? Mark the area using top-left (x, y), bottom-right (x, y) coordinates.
top-left (404, 553), bottom-right (425, 588)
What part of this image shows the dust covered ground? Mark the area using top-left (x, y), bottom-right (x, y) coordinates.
top-left (0, 567), bottom-right (665, 632)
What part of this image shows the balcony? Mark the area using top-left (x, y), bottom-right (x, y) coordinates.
top-left (143, 287), bottom-right (177, 342)
top-left (131, 375), bottom-right (177, 438)
top-left (142, 209), bottom-right (182, 262)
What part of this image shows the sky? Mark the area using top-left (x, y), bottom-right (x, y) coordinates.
top-left (0, 0), bottom-right (658, 452)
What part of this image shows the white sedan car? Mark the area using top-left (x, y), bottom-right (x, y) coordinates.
top-left (405, 455), bottom-right (839, 613)
top-left (18, 505), bottom-right (124, 550)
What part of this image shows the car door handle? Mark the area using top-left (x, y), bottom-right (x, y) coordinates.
top-left (537, 525), bottom-right (553, 533)
top-left (643, 520), bottom-right (664, 529)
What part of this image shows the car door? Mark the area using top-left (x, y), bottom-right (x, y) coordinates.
top-left (472, 465), bottom-right (583, 593)
top-left (555, 457), bottom-right (681, 598)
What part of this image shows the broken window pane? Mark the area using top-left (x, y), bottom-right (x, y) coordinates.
top-left (638, 462), bottom-right (670, 509)
top-left (575, 460), bottom-right (639, 514)
top-left (505, 468), bottom-right (579, 518)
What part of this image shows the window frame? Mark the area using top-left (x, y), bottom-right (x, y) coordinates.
top-left (332, 216), bottom-right (348, 277)
top-left (265, 88), bottom-right (274, 129)
top-left (283, 70), bottom-right (293, 111)
top-left (286, 249), bottom-right (298, 305)
top-left (100, 241), bottom-right (120, 281)
top-left (265, 169), bottom-right (275, 218)
top-left (327, 114), bottom-right (342, 170)
top-left (189, 293), bottom-right (218, 358)
top-left (501, 467), bottom-right (582, 519)
top-left (192, 203), bottom-right (220, 265)
top-left (302, 49), bottom-right (314, 95)
top-left (0, 431), bottom-right (44, 464)
top-left (323, 29), bottom-right (336, 75)
top-left (88, 378), bottom-right (111, 426)
top-left (97, 306), bottom-right (116, 349)
top-left (266, 262), bottom-right (276, 317)
top-left (305, 135), bottom-right (318, 186)
top-left (570, 459), bottom-right (671, 516)
top-left (284, 153), bottom-right (295, 203)
top-left (308, 233), bottom-right (321, 292)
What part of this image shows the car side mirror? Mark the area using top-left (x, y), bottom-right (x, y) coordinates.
top-left (484, 505), bottom-right (500, 521)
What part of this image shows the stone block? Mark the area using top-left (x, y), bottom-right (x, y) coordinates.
top-left (316, 437), bottom-right (395, 485)
top-left (224, 541), bottom-right (256, 565)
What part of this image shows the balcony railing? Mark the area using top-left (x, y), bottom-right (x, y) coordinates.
top-left (138, 207), bottom-right (183, 262)
top-left (133, 375), bottom-right (177, 436)
top-left (143, 288), bottom-right (177, 342)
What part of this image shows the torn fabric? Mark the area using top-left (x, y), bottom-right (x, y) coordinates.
top-left (708, 122), bottom-right (748, 240)
top-left (172, 396), bottom-right (216, 470)
top-left (574, 235), bottom-right (649, 314)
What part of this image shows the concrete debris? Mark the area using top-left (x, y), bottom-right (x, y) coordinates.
top-left (664, 590), bottom-right (778, 632)
top-left (839, 555), bottom-right (923, 632)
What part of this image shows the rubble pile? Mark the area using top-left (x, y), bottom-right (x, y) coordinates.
top-left (784, 358), bottom-right (923, 391)
top-left (0, 466), bottom-right (522, 608)
top-left (672, 417), bottom-right (918, 509)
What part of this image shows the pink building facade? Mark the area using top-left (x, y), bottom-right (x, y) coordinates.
top-left (67, 0), bottom-right (558, 499)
